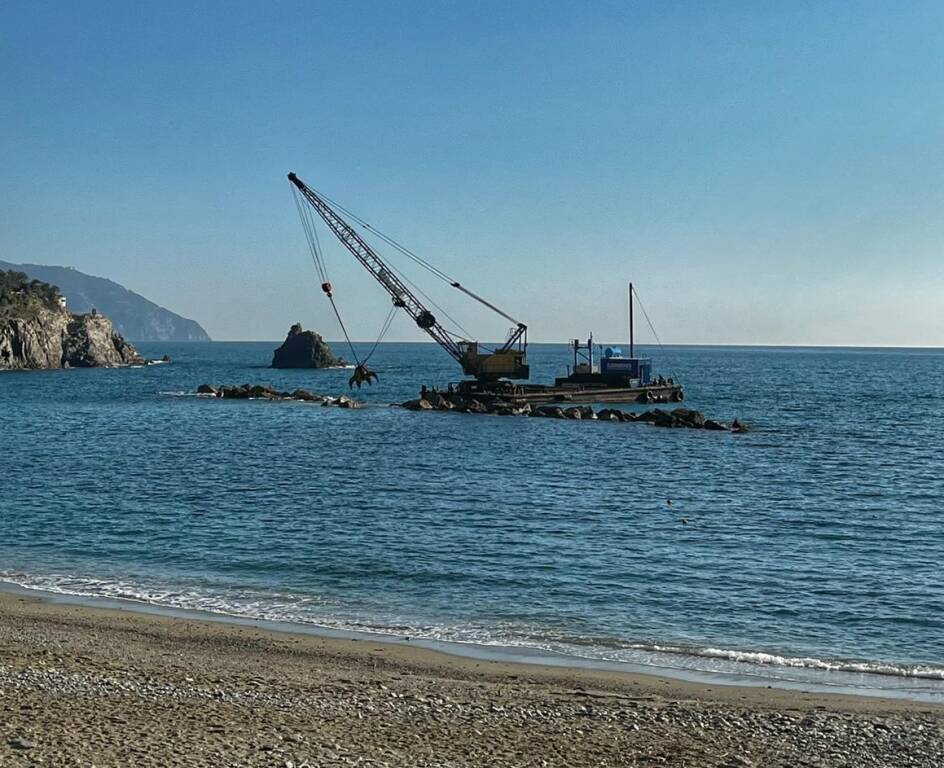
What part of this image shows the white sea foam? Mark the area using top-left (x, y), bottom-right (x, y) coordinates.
top-left (3, 569), bottom-right (943, 688)
top-left (625, 643), bottom-right (944, 681)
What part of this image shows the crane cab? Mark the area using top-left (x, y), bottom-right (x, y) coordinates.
top-left (458, 341), bottom-right (529, 380)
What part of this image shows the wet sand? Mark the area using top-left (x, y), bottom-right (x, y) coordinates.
top-left (0, 591), bottom-right (941, 767)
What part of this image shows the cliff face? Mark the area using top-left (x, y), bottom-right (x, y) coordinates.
top-left (0, 307), bottom-right (144, 370)
top-left (62, 314), bottom-right (144, 367)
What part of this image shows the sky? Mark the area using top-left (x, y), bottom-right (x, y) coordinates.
top-left (2, 1), bottom-right (943, 345)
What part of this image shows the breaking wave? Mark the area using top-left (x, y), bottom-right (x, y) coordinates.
top-left (620, 643), bottom-right (944, 681)
top-left (2, 569), bottom-right (942, 691)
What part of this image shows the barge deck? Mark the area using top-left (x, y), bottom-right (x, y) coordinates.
top-left (429, 380), bottom-right (683, 406)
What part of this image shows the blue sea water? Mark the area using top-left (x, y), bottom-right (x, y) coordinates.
top-left (2, 341), bottom-right (943, 699)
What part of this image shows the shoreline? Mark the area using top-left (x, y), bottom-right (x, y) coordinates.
top-left (2, 578), bottom-right (942, 705)
top-left (2, 581), bottom-right (942, 712)
top-left (2, 579), bottom-right (942, 706)
top-left (1, 589), bottom-right (941, 766)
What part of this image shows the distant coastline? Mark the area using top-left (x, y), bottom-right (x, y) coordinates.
top-left (198, 339), bottom-right (944, 351)
top-left (0, 260), bottom-right (210, 342)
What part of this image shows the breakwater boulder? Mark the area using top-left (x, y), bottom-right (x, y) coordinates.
top-left (195, 384), bottom-right (362, 408)
top-left (272, 323), bottom-right (343, 369)
top-left (399, 395), bottom-right (746, 432)
top-left (639, 408), bottom-right (707, 428)
top-left (597, 408), bottom-right (637, 422)
top-left (402, 398), bottom-right (435, 411)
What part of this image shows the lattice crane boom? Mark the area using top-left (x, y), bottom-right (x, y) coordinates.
top-left (288, 172), bottom-right (529, 381)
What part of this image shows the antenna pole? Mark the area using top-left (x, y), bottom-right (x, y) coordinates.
top-left (629, 282), bottom-right (635, 358)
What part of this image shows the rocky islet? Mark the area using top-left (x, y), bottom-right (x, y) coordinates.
top-left (272, 323), bottom-right (344, 369)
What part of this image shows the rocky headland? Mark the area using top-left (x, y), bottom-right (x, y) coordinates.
top-left (272, 323), bottom-right (343, 369)
top-left (0, 270), bottom-right (144, 370)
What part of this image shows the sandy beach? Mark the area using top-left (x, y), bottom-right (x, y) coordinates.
top-left (0, 591), bottom-right (939, 767)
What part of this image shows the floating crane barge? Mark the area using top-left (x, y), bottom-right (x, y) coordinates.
top-left (288, 172), bottom-right (682, 405)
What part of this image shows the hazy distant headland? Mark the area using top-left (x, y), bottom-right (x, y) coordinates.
top-left (0, 260), bottom-right (210, 342)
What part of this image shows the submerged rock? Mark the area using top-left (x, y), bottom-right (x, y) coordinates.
top-left (271, 323), bottom-right (342, 369)
top-left (196, 384), bottom-right (218, 395)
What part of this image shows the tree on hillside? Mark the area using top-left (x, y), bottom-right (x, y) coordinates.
top-left (0, 270), bottom-right (62, 311)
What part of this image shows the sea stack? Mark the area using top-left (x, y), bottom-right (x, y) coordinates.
top-left (0, 270), bottom-right (144, 369)
top-left (271, 323), bottom-right (342, 369)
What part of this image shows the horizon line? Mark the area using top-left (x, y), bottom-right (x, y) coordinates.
top-left (177, 339), bottom-right (944, 351)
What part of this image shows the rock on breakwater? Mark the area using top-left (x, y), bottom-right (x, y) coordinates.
top-left (402, 396), bottom-right (747, 431)
top-left (196, 384), bottom-right (361, 408)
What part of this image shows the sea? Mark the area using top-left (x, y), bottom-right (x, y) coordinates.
top-left (2, 341), bottom-right (943, 701)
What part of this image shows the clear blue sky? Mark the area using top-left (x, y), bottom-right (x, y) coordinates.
top-left (2, 1), bottom-right (943, 345)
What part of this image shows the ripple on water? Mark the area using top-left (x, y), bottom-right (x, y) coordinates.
top-left (1, 342), bottom-right (943, 697)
